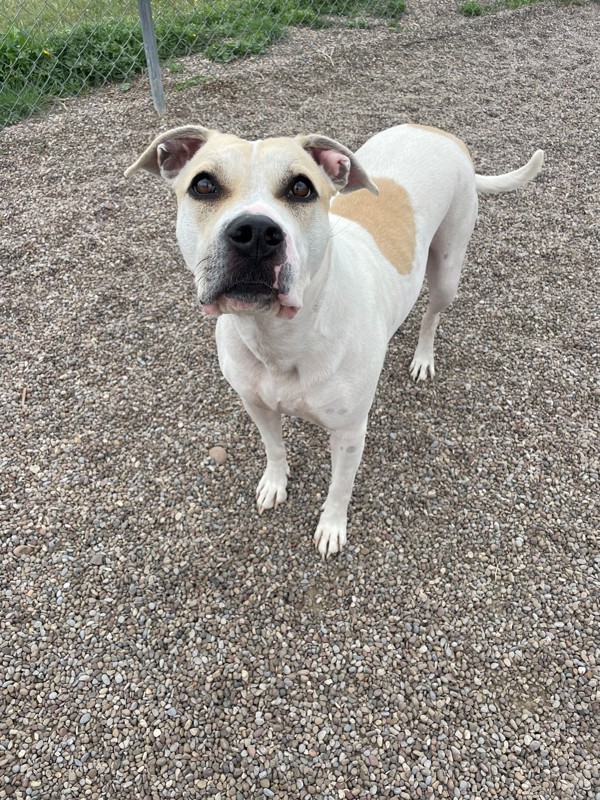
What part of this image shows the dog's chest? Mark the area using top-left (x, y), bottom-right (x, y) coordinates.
top-left (220, 347), bottom-right (350, 428)
top-left (217, 318), bottom-right (362, 429)
top-left (250, 366), bottom-right (344, 428)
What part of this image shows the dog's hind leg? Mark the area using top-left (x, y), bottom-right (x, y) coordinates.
top-left (410, 195), bottom-right (477, 382)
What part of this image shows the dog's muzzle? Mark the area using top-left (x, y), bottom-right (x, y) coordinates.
top-left (221, 213), bottom-right (285, 302)
top-left (200, 213), bottom-right (300, 319)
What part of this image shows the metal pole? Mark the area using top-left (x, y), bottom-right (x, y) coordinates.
top-left (136, 0), bottom-right (166, 114)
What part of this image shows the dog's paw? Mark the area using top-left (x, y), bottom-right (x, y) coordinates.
top-left (314, 516), bottom-right (347, 559)
top-left (256, 466), bottom-right (288, 513)
top-left (409, 353), bottom-right (435, 382)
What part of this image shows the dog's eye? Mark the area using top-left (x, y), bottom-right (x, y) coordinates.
top-left (190, 173), bottom-right (219, 198)
top-left (288, 176), bottom-right (316, 202)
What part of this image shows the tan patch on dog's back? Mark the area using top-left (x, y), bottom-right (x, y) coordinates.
top-left (331, 178), bottom-right (415, 275)
top-left (410, 124), bottom-right (472, 162)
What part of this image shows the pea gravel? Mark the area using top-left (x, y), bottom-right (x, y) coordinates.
top-left (1, 1), bottom-right (598, 798)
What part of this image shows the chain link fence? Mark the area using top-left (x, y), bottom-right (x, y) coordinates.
top-left (0, 0), bottom-right (407, 129)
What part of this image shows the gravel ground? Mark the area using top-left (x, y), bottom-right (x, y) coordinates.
top-left (1, 1), bottom-right (599, 798)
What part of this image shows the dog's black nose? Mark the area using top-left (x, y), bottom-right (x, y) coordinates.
top-left (225, 214), bottom-right (284, 257)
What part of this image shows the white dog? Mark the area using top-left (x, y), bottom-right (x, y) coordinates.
top-left (126, 123), bottom-right (543, 557)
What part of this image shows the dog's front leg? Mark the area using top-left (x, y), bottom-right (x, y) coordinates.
top-left (242, 400), bottom-right (289, 513)
top-left (315, 423), bottom-right (367, 559)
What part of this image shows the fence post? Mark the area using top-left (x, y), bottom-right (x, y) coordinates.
top-left (136, 0), bottom-right (167, 114)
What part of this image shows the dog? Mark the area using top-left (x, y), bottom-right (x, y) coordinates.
top-left (125, 123), bottom-right (543, 557)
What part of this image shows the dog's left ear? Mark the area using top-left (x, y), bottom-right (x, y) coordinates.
top-left (300, 134), bottom-right (379, 195)
top-left (124, 125), bottom-right (214, 182)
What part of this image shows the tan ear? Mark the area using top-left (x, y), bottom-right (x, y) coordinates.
top-left (124, 125), bottom-right (215, 182)
top-left (299, 134), bottom-right (379, 195)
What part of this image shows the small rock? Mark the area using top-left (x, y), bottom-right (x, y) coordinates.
top-left (13, 544), bottom-right (34, 557)
top-left (208, 445), bottom-right (227, 465)
top-left (90, 552), bottom-right (104, 566)
top-left (529, 739), bottom-right (541, 751)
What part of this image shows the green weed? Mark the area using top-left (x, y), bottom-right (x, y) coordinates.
top-left (345, 17), bottom-right (372, 28)
top-left (459, 0), bottom-right (578, 15)
top-left (175, 76), bottom-right (211, 91)
top-left (165, 60), bottom-right (186, 74)
top-left (460, 1), bottom-right (483, 15)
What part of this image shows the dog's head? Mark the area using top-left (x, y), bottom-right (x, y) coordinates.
top-left (125, 126), bottom-right (378, 319)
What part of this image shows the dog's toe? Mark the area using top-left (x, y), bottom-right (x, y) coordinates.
top-left (314, 519), bottom-right (347, 559)
top-left (409, 354), bottom-right (435, 382)
top-left (256, 469), bottom-right (288, 512)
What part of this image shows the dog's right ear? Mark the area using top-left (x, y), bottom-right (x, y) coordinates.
top-left (124, 125), bottom-right (213, 182)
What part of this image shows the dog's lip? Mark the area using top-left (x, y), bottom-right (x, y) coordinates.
top-left (200, 282), bottom-right (273, 311)
top-left (222, 281), bottom-right (275, 299)
top-left (201, 291), bottom-right (300, 319)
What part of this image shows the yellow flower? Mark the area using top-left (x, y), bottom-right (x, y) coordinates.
top-left (42, 49), bottom-right (51, 55)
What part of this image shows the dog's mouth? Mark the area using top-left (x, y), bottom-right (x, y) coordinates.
top-left (222, 281), bottom-right (275, 303)
top-left (201, 281), bottom-right (300, 320)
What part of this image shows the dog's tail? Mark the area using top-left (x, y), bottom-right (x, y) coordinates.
top-left (475, 149), bottom-right (545, 195)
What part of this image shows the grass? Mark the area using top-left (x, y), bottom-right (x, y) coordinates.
top-left (0, 0), bottom-right (406, 127)
top-left (459, 0), bottom-right (582, 15)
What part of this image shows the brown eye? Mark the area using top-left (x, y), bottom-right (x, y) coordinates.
top-left (190, 173), bottom-right (218, 198)
top-left (288, 176), bottom-right (315, 201)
